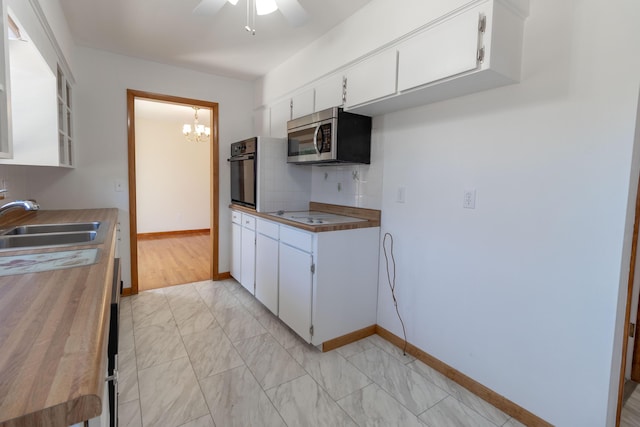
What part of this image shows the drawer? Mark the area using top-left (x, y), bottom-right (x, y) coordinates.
top-left (257, 218), bottom-right (279, 239)
top-left (280, 226), bottom-right (313, 252)
top-left (231, 210), bottom-right (242, 224)
top-left (242, 213), bottom-right (256, 230)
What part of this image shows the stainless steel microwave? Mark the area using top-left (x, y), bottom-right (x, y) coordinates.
top-left (287, 107), bottom-right (371, 165)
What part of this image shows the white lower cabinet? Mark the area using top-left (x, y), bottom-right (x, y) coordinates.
top-left (278, 241), bottom-right (314, 342)
top-left (231, 209), bottom-right (380, 347)
top-left (267, 220), bottom-right (379, 346)
top-left (230, 212), bottom-right (242, 283)
top-left (240, 213), bottom-right (256, 294)
top-left (255, 219), bottom-right (279, 315)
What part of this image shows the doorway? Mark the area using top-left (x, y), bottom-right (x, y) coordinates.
top-left (127, 89), bottom-right (222, 295)
top-left (617, 90), bottom-right (640, 426)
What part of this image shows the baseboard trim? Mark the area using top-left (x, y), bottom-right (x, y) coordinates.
top-left (121, 287), bottom-right (132, 297)
top-left (322, 325), bottom-right (376, 352)
top-left (137, 229), bottom-right (210, 239)
top-left (215, 272), bottom-right (232, 280)
top-left (375, 325), bottom-right (552, 427)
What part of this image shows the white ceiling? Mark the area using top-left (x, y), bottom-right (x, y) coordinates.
top-left (58, 0), bottom-right (372, 81)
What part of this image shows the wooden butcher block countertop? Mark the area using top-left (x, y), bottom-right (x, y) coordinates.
top-left (0, 208), bottom-right (119, 427)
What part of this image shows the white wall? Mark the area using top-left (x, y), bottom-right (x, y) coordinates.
top-left (255, 0), bottom-right (640, 425)
top-left (24, 46), bottom-right (254, 288)
top-left (0, 164), bottom-right (29, 201)
top-left (135, 115), bottom-right (210, 233)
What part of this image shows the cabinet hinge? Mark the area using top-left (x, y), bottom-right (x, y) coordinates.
top-left (631, 323), bottom-right (636, 338)
top-left (310, 325), bottom-right (314, 336)
top-left (342, 77), bottom-right (347, 104)
top-left (477, 47), bottom-right (485, 63)
top-left (310, 263), bottom-right (315, 274)
top-left (478, 15), bottom-right (487, 33)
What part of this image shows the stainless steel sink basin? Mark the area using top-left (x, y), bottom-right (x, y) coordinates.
top-left (1, 222), bottom-right (100, 235)
top-left (0, 231), bottom-right (98, 249)
top-left (0, 221), bottom-right (107, 250)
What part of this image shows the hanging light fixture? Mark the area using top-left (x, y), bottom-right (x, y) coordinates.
top-left (182, 107), bottom-right (211, 143)
top-left (193, 0), bottom-right (309, 31)
top-left (228, 0), bottom-right (278, 35)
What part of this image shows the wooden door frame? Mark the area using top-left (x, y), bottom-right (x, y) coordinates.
top-left (617, 169), bottom-right (640, 425)
top-left (126, 89), bottom-right (223, 295)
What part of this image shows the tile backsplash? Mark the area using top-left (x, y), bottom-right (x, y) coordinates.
top-left (310, 164), bottom-right (382, 210)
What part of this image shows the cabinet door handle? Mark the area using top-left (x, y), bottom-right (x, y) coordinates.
top-left (105, 354), bottom-right (118, 384)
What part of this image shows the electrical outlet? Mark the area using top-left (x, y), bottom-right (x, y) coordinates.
top-left (463, 189), bottom-right (476, 209)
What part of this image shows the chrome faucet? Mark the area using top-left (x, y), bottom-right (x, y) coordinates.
top-left (0, 199), bottom-right (40, 216)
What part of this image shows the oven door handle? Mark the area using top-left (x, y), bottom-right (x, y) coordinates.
top-left (312, 125), bottom-right (321, 155)
top-left (228, 155), bottom-right (255, 162)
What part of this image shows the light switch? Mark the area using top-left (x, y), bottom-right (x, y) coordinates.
top-left (114, 180), bottom-right (125, 192)
top-left (397, 186), bottom-right (406, 203)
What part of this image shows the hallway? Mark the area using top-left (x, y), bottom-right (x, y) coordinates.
top-left (137, 232), bottom-right (210, 291)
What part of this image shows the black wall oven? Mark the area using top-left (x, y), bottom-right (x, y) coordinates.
top-left (228, 138), bottom-right (256, 209)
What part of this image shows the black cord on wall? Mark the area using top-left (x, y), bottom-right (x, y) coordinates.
top-left (383, 232), bottom-right (408, 355)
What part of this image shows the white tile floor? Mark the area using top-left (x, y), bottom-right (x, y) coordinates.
top-left (623, 385), bottom-right (640, 427)
top-left (118, 279), bottom-right (529, 427)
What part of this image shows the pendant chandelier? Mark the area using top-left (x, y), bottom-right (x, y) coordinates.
top-left (182, 107), bottom-right (211, 143)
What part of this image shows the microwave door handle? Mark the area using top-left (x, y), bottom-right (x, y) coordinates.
top-left (313, 125), bottom-right (321, 155)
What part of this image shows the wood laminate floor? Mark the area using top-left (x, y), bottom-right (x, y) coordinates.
top-left (137, 231), bottom-right (210, 291)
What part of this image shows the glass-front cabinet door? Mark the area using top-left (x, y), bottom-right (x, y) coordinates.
top-left (0, 0), bottom-right (13, 159)
top-left (57, 65), bottom-right (73, 167)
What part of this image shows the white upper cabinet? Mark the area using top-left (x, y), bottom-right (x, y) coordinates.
top-left (269, 98), bottom-right (291, 138)
top-left (344, 48), bottom-right (397, 109)
top-left (314, 74), bottom-right (344, 112)
top-left (398, 5), bottom-right (482, 92)
top-left (0, 0), bottom-right (11, 159)
top-left (291, 89), bottom-right (314, 119)
top-left (0, 1), bottom-right (75, 166)
top-left (262, 0), bottom-right (527, 117)
top-left (348, 0), bottom-right (526, 115)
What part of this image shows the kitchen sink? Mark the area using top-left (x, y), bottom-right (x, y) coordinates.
top-left (1, 222), bottom-right (101, 235)
top-left (0, 221), bottom-right (107, 250)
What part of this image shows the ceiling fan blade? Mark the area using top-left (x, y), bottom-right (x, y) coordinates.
top-left (193, 0), bottom-right (227, 16)
top-left (274, 0), bottom-right (309, 27)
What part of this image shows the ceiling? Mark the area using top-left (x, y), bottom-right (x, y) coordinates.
top-left (58, 0), bottom-right (372, 81)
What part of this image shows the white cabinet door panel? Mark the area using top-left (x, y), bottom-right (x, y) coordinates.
top-left (315, 74), bottom-right (344, 111)
top-left (278, 243), bottom-right (312, 342)
top-left (270, 98), bottom-right (291, 138)
top-left (256, 233), bottom-right (279, 315)
top-left (398, 8), bottom-right (481, 92)
top-left (344, 49), bottom-right (397, 109)
top-left (240, 226), bottom-right (255, 294)
top-left (292, 89), bottom-right (314, 119)
top-left (231, 221), bottom-right (242, 282)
